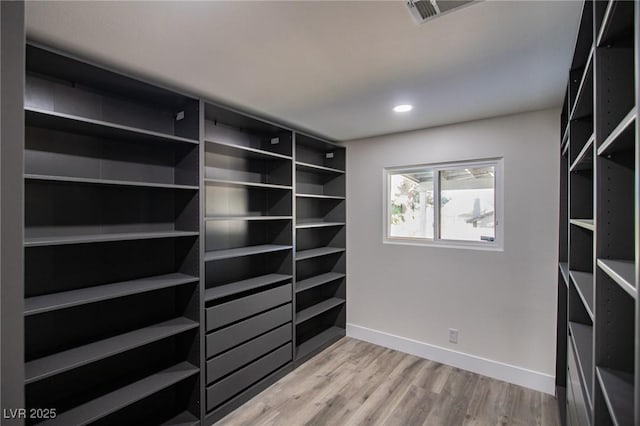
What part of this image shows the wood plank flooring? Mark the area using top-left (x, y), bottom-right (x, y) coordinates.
top-left (217, 337), bottom-right (561, 426)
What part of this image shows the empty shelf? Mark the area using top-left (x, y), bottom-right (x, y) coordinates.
top-left (569, 321), bottom-right (593, 403)
top-left (25, 273), bottom-right (199, 316)
top-left (559, 262), bottom-right (569, 285)
top-left (296, 193), bottom-right (345, 200)
top-left (296, 220), bottom-right (345, 229)
top-left (160, 411), bottom-right (199, 426)
top-left (296, 247), bottom-right (345, 261)
top-left (296, 161), bottom-right (344, 174)
top-left (25, 230), bottom-right (199, 247)
top-left (204, 244), bottom-right (292, 262)
top-left (569, 270), bottom-right (594, 318)
top-left (25, 174), bottom-right (198, 191)
top-left (205, 274), bottom-right (292, 302)
top-left (570, 219), bottom-right (594, 231)
top-left (26, 317), bottom-right (198, 384)
top-left (598, 107), bottom-right (636, 157)
top-left (569, 134), bottom-right (594, 171)
top-left (25, 107), bottom-right (198, 146)
top-left (296, 327), bottom-right (344, 361)
top-left (597, 259), bottom-right (636, 298)
top-left (296, 298), bottom-right (345, 324)
top-left (570, 50), bottom-right (594, 120)
top-left (296, 272), bottom-right (346, 293)
top-left (596, 367), bottom-right (634, 426)
top-left (205, 216), bottom-right (292, 221)
top-left (205, 139), bottom-right (292, 160)
top-left (204, 178), bottom-right (292, 190)
top-left (40, 362), bottom-right (199, 426)
top-left (597, 0), bottom-right (635, 46)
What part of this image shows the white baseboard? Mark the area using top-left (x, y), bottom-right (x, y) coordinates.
top-left (346, 323), bottom-right (555, 395)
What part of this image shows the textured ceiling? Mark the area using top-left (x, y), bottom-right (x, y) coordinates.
top-left (25, 1), bottom-right (581, 141)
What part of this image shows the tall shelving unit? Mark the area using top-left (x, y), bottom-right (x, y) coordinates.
top-left (557, 1), bottom-right (638, 424)
top-left (23, 44), bottom-right (201, 425)
top-left (294, 134), bottom-right (346, 363)
top-left (201, 102), bottom-right (295, 423)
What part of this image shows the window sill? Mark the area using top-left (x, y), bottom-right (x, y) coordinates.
top-left (383, 238), bottom-right (503, 252)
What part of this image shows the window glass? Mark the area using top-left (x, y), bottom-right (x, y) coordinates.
top-left (389, 171), bottom-right (434, 239)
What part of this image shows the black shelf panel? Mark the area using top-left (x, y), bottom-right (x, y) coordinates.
top-left (296, 272), bottom-right (346, 294)
top-left (205, 216), bottom-right (292, 222)
top-left (39, 362), bottom-right (199, 426)
top-left (25, 107), bottom-right (198, 146)
top-left (296, 326), bottom-right (344, 361)
top-left (570, 270), bottom-right (595, 318)
top-left (24, 174), bottom-right (198, 191)
top-left (160, 411), bottom-right (199, 426)
top-left (25, 273), bottom-right (198, 316)
top-left (559, 262), bottom-right (570, 285)
top-left (570, 219), bottom-right (595, 231)
top-left (205, 273), bottom-right (292, 302)
top-left (597, 0), bottom-right (635, 46)
top-left (205, 139), bottom-right (292, 161)
top-left (570, 135), bottom-right (594, 171)
top-left (204, 244), bottom-right (292, 262)
top-left (597, 259), bottom-right (636, 298)
top-left (25, 317), bottom-right (198, 384)
top-left (296, 161), bottom-right (344, 175)
top-left (296, 220), bottom-right (345, 229)
top-left (296, 193), bottom-right (345, 200)
top-left (570, 50), bottom-right (594, 121)
top-left (24, 230), bottom-right (199, 248)
top-left (296, 247), bottom-right (345, 261)
top-left (204, 178), bottom-right (292, 191)
top-left (296, 298), bottom-right (345, 324)
top-left (596, 367), bottom-right (634, 426)
top-left (598, 107), bottom-right (636, 157)
top-left (569, 321), bottom-right (594, 404)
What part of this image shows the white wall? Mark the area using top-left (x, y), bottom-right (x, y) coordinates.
top-left (345, 108), bottom-right (559, 393)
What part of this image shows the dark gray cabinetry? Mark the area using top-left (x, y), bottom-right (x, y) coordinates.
top-left (557, 1), bottom-right (638, 424)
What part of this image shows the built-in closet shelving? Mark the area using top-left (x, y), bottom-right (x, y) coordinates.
top-left (201, 102), bottom-right (295, 422)
top-left (294, 135), bottom-right (346, 362)
top-left (23, 44), bottom-right (201, 425)
top-left (18, 41), bottom-right (346, 425)
top-left (556, 1), bottom-right (638, 424)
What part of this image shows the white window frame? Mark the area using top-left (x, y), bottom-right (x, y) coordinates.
top-left (383, 158), bottom-right (504, 251)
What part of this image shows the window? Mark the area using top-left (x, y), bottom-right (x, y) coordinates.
top-left (384, 158), bottom-right (503, 250)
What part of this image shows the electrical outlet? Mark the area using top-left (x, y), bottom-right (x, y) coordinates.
top-left (449, 328), bottom-right (458, 344)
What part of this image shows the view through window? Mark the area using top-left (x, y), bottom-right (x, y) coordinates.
top-left (386, 159), bottom-right (501, 248)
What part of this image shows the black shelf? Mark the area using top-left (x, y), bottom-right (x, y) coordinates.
top-left (570, 50), bottom-right (594, 121)
top-left (596, 367), bottom-right (634, 426)
top-left (296, 298), bottom-right (345, 324)
top-left (570, 135), bottom-right (594, 171)
top-left (570, 219), bottom-right (595, 231)
top-left (597, 259), bottom-right (635, 298)
top-left (570, 270), bottom-right (594, 318)
top-left (296, 161), bottom-right (344, 175)
top-left (25, 273), bottom-right (198, 316)
top-left (296, 326), bottom-right (344, 361)
top-left (559, 262), bottom-right (570, 285)
top-left (296, 247), bottom-right (345, 261)
top-left (204, 178), bottom-right (292, 190)
top-left (160, 411), bottom-right (200, 426)
top-left (296, 220), bottom-right (345, 229)
top-left (598, 107), bottom-right (636, 157)
top-left (39, 362), bottom-right (199, 426)
top-left (24, 230), bottom-right (199, 248)
top-left (205, 139), bottom-right (292, 161)
top-left (26, 317), bottom-right (198, 384)
top-left (569, 321), bottom-right (594, 405)
top-left (296, 272), bottom-right (346, 294)
top-left (296, 193), bottom-right (345, 200)
top-left (204, 244), bottom-right (292, 262)
top-left (205, 274), bottom-right (292, 302)
top-left (205, 216), bottom-right (292, 221)
top-left (597, 0), bottom-right (635, 46)
top-left (25, 107), bottom-right (198, 146)
top-left (24, 174), bottom-right (198, 191)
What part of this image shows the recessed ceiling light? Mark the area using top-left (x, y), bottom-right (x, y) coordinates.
top-left (393, 104), bottom-right (413, 113)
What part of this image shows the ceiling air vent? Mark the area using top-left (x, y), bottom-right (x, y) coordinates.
top-left (406, 0), bottom-right (477, 24)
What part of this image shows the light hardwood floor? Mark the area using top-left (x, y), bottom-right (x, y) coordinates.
top-left (217, 337), bottom-right (560, 426)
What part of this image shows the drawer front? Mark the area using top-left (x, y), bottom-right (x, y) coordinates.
top-left (206, 304), bottom-right (291, 357)
top-left (206, 283), bottom-right (291, 331)
top-left (567, 344), bottom-right (590, 426)
top-left (206, 343), bottom-right (292, 411)
top-left (206, 323), bottom-right (291, 384)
